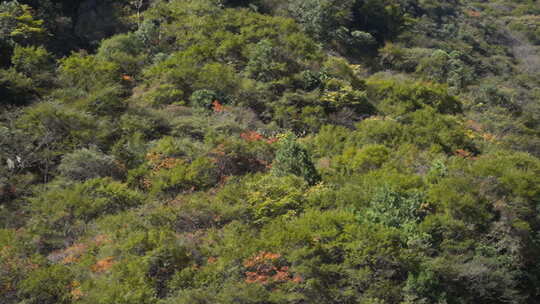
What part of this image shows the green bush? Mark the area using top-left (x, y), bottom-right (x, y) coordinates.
top-left (0, 229), bottom-right (36, 303)
top-left (246, 39), bottom-right (288, 82)
top-left (245, 174), bottom-right (308, 224)
top-left (0, 1), bottom-right (45, 66)
top-left (322, 56), bottom-right (366, 90)
top-left (58, 148), bottom-right (123, 181)
top-left (283, 0), bottom-right (407, 46)
top-left (379, 43), bottom-right (432, 72)
top-left (96, 33), bottom-right (147, 76)
top-left (143, 84), bottom-right (184, 107)
top-left (78, 257), bottom-right (156, 304)
top-left (150, 157), bottom-right (219, 195)
top-left (307, 124), bottom-right (350, 158)
top-left (273, 91), bottom-right (328, 132)
top-left (367, 78), bottom-right (462, 116)
top-left (143, 52), bottom-right (237, 103)
top-left (352, 118), bottom-right (404, 147)
top-left (0, 68), bottom-right (34, 106)
top-left (11, 45), bottom-right (54, 80)
top-left (19, 264), bottom-right (73, 304)
top-left (334, 144), bottom-right (391, 174)
top-left (15, 101), bottom-right (108, 157)
top-left (1, 1), bottom-right (540, 303)
top-left (27, 178), bottom-right (143, 251)
top-left (81, 85), bottom-right (127, 115)
top-left (363, 186), bottom-right (426, 229)
top-left (271, 134), bottom-right (320, 185)
top-left (320, 78), bottom-right (374, 114)
top-left (473, 84), bottom-right (520, 113)
top-left (402, 108), bottom-right (472, 153)
top-left (190, 89), bottom-right (222, 109)
top-left (416, 50), bottom-right (473, 90)
top-left (509, 15), bottom-right (540, 45)
top-left (58, 52), bottom-right (121, 92)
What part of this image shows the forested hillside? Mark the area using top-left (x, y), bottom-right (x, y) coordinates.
top-left (1, 0), bottom-right (540, 303)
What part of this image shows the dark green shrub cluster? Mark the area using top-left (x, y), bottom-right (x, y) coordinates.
top-left (271, 134), bottom-right (320, 185)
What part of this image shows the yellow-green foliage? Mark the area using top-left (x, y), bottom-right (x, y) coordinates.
top-left (149, 157), bottom-right (219, 194)
top-left (334, 144), bottom-right (391, 174)
top-left (244, 174), bottom-right (308, 224)
top-left (0, 1), bottom-right (45, 44)
top-left (366, 78), bottom-right (462, 116)
top-left (59, 53), bottom-right (121, 92)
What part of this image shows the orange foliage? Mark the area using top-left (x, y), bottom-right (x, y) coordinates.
top-left (455, 149), bottom-right (478, 160)
top-left (292, 275), bottom-right (304, 283)
top-left (256, 159), bottom-right (271, 170)
top-left (60, 243), bottom-right (88, 264)
top-left (318, 158), bottom-right (331, 169)
top-left (91, 256), bottom-right (115, 273)
top-left (212, 100), bottom-right (226, 112)
top-left (70, 281), bottom-right (84, 300)
top-left (243, 252), bottom-right (301, 285)
top-left (122, 75), bottom-right (134, 82)
top-left (241, 131), bottom-right (265, 142)
top-left (243, 252), bottom-right (281, 268)
top-left (142, 178), bottom-right (153, 190)
top-left (240, 131), bottom-right (278, 144)
top-left (211, 144), bottom-right (226, 156)
top-left (465, 120), bottom-right (498, 143)
top-left (219, 175), bottom-right (231, 184)
top-left (146, 152), bottom-right (184, 172)
top-left (71, 288), bottom-right (84, 300)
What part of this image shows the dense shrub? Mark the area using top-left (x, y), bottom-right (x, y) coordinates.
top-left (271, 134), bottom-right (320, 185)
top-left (0, 1), bottom-right (45, 66)
top-left (81, 85), bottom-right (127, 115)
top-left (333, 144), bottom-right (391, 174)
top-left (366, 78), bottom-right (462, 115)
top-left (15, 101), bottom-right (109, 153)
top-left (58, 148), bottom-right (123, 181)
top-left (11, 45), bottom-right (54, 80)
top-left (190, 89), bottom-right (222, 109)
top-left (58, 52), bottom-right (121, 92)
top-left (27, 178), bottom-right (143, 251)
top-left (19, 264), bottom-right (74, 304)
top-left (142, 84), bottom-right (184, 107)
top-left (246, 39), bottom-right (289, 82)
top-left (244, 174), bottom-right (308, 224)
top-left (403, 108), bottom-right (473, 153)
top-left (149, 157), bottom-right (219, 195)
top-left (0, 68), bottom-right (35, 106)
top-left (96, 33), bottom-right (147, 76)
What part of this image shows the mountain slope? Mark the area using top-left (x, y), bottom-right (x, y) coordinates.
top-left (1, 1), bottom-right (539, 303)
